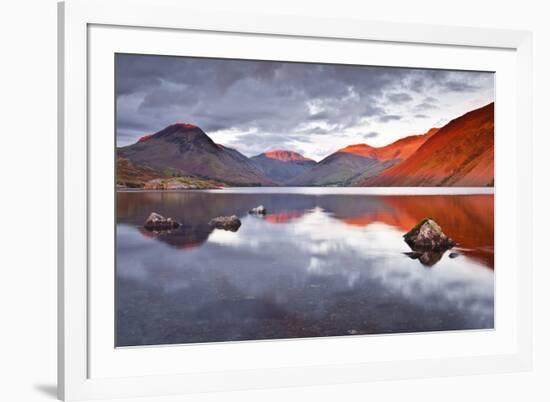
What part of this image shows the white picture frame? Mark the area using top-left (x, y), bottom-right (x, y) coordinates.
top-left (58, 0), bottom-right (533, 400)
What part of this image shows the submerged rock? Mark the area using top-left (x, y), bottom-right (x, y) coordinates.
top-left (403, 218), bottom-right (456, 252)
top-left (144, 212), bottom-right (180, 231)
top-left (249, 205), bottom-right (267, 215)
top-left (209, 215), bottom-right (241, 232)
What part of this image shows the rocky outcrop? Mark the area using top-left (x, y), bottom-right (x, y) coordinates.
top-left (144, 212), bottom-right (180, 231)
top-left (116, 156), bottom-right (224, 190)
top-left (249, 205), bottom-right (267, 215)
top-left (403, 218), bottom-right (456, 251)
top-left (116, 157), bottom-right (165, 188)
top-left (209, 215), bottom-right (241, 232)
top-left (143, 177), bottom-right (222, 190)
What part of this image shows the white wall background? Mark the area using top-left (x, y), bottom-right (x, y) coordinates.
top-left (0, 0), bottom-right (547, 401)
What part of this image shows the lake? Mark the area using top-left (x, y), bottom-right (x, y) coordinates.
top-left (116, 188), bottom-right (494, 347)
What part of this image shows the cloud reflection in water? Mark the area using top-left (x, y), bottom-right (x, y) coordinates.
top-left (116, 192), bottom-right (494, 347)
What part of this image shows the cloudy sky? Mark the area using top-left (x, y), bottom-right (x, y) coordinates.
top-left (116, 54), bottom-right (494, 161)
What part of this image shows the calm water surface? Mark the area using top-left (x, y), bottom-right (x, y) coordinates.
top-left (116, 188), bottom-right (494, 347)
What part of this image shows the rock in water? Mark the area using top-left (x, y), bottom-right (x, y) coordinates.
top-left (449, 252), bottom-right (460, 259)
top-left (209, 215), bottom-right (242, 232)
top-left (249, 205), bottom-right (267, 215)
top-left (403, 218), bottom-right (455, 251)
top-left (144, 212), bottom-right (180, 231)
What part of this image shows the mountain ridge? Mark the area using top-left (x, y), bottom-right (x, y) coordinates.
top-left (260, 149), bottom-right (315, 162)
top-left (287, 127), bottom-right (439, 186)
top-left (116, 104), bottom-right (494, 188)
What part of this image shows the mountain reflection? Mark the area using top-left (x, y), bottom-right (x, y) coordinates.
top-left (404, 250), bottom-right (445, 267)
top-left (116, 190), bottom-right (494, 346)
top-left (117, 191), bottom-right (493, 268)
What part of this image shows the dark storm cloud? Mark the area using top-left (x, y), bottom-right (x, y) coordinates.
top-left (301, 126), bottom-right (331, 135)
top-left (414, 96), bottom-right (439, 112)
top-left (405, 71), bottom-right (486, 95)
top-left (443, 80), bottom-right (480, 92)
top-left (415, 101), bottom-right (438, 111)
top-left (378, 114), bottom-right (402, 123)
top-left (308, 111), bottom-right (330, 121)
top-left (386, 92), bottom-right (413, 103)
top-left (407, 78), bottom-right (426, 93)
top-left (116, 54), bottom-right (493, 152)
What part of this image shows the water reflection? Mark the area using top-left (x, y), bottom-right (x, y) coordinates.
top-left (116, 190), bottom-right (494, 346)
top-left (403, 250), bottom-right (445, 267)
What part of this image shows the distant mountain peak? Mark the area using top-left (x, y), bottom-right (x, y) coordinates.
top-left (119, 122), bottom-right (273, 186)
top-left (174, 123), bottom-right (197, 129)
top-left (134, 123), bottom-right (201, 145)
top-left (262, 149), bottom-right (313, 162)
top-left (250, 149), bottom-right (316, 184)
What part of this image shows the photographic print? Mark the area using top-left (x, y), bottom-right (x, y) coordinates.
top-left (115, 54), bottom-right (494, 347)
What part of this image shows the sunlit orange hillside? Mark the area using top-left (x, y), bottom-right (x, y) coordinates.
top-left (263, 149), bottom-right (314, 162)
top-left (289, 127), bottom-right (438, 186)
top-left (364, 103), bottom-right (494, 186)
top-left (338, 128), bottom-right (439, 162)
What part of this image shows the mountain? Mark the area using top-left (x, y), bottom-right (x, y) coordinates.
top-left (116, 104), bottom-right (493, 188)
top-left (250, 150), bottom-right (317, 183)
top-left (117, 123), bottom-right (273, 186)
top-left (288, 128), bottom-right (438, 186)
top-left (364, 103), bottom-right (494, 187)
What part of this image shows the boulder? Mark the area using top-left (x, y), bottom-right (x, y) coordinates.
top-left (209, 215), bottom-right (241, 232)
top-left (403, 218), bottom-right (456, 251)
top-left (249, 205), bottom-right (267, 215)
top-left (144, 212), bottom-right (180, 231)
top-left (449, 252), bottom-right (460, 259)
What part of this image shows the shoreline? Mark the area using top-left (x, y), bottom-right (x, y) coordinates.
top-left (116, 186), bottom-right (495, 195)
